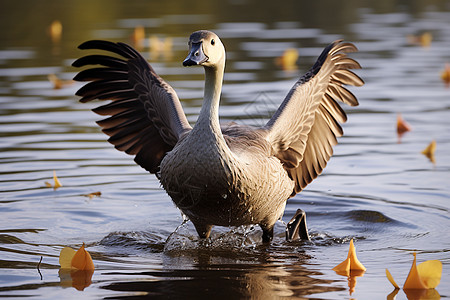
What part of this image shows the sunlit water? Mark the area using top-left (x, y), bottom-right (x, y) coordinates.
top-left (1, 1), bottom-right (449, 299)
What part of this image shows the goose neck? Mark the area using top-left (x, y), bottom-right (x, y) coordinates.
top-left (197, 64), bottom-right (224, 130)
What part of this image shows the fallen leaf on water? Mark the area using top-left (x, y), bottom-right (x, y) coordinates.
top-left (275, 48), bottom-right (299, 72)
top-left (403, 253), bottom-right (428, 290)
top-left (416, 259), bottom-right (442, 289)
top-left (419, 32), bottom-right (432, 48)
top-left (59, 247), bottom-right (76, 269)
top-left (59, 243), bottom-right (95, 271)
top-left (397, 113), bottom-right (412, 136)
top-left (386, 268), bottom-right (400, 289)
top-left (45, 170), bottom-right (62, 190)
top-left (53, 171), bottom-right (62, 188)
top-left (333, 239), bottom-right (366, 276)
top-left (48, 20), bottom-right (62, 44)
top-left (48, 74), bottom-right (74, 90)
top-left (149, 35), bottom-right (173, 61)
top-left (421, 140), bottom-right (436, 164)
top-left (82, 191), bottom-right (102, 199)
top-left (407, 32), bottom-right (432, 48)
top-left (386, 252), bottom-right (442, 291)
top-left (441, 63), bottom-right (450, 87)
top-left (132, 26), bottom-right (145, 51)
top-left (332, 239), bottom-right (366, 295)
top-left (58, 243), bottom-right (95, 290)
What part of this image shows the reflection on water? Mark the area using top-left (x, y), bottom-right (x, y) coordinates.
top-left (1, 0), bottom-right (450, 299)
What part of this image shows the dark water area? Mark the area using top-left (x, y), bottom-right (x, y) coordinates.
top-left (1, 0), bottom-right (449, 299)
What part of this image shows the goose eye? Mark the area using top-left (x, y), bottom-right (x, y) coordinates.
top-left (211, 39), bottom-right (215, 45)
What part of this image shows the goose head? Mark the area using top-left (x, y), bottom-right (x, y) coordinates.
top-left (183, 30), bottom-right (225, 69)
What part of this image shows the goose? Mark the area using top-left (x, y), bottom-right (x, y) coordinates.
top-left (72, 30), bottom-right (363, 243)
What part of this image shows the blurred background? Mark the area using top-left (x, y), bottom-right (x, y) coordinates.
top-left (1, 0), bottom-right (449, 299)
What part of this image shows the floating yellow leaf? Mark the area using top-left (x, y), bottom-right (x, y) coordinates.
top-left (275, 48), bottom-right (299, 71)
top-left (149, 35), bottom-right (173, 61)
top-left (397, 113), bottom-right (412, 135)
top-left (420, 32), bottom-right (432, 48)
top-left (404, 253), bottom-right (427, 289)
top-left (48, 20), bottom-right (62, 44)
top-left (132, 26), bottom-right (145, 51)
top-left (48, 74), bottom-right (74, 90)
top-left (333, 239), bottom-right (366, 276)
top-left (348, 240), bottom-right (366, 271)
top-left (46, 171), bottom-right (62, 190)
top-left (53, 170), bottom-right (62, 189)
top-left (441, 63), bottom-right (450, 87)
top-left (386, 268), bottom-right (400, 289)
top-left (72, 243), bottom-right (95, 271)
top-left (332, 239), bottom-right (366, 295)
top-left (333, 256), bottom-right (351, 276)
top-left (386, 252), bottom-right (442, 291)
top-left (417, 260), bottom-right (442, 289)
top-left (82, 191), bottom-right (102, 199)
top-left (161, 37), bottom-right (173, 61)
top-left (407, 32), bottom-right (432, 48)
top-left (59, 243), bottom-right (95, 271)
top-left (59, 247), bottom-right (76, 269)
top-left (421, 140), bottom-right (436, 164)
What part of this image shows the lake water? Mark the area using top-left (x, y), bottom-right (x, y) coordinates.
top-left (1, 0), bottom-right (449, 299)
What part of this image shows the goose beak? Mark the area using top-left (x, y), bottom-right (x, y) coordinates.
top-left (183, 42), bottom-right (208, 66)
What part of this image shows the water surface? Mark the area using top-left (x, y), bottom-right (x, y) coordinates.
top-left (1, 0), bottom-right (449, 299)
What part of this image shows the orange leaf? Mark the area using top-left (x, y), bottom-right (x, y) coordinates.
top-left (397, 113), bottom-right (411, 135)
top-left (441, 63), bottom-right (450, 86)
top-left (421, 140), bottom-right (436, 164)
top-left (82, 191), bottom-right (102, 199)
top-left (386, 268), bottom-right (400, 289)
top-left (419, 32), bottom-right (432, 48)
top-left (404, 253), bottom-right (427, 290)
top-left (348, 239), bottom-right (366, 271)
top-left (132, 26), bottom-right (145, 51)
top-left (71, 243), bottom-right (95, 271)
top-left (333, 257), bottom-right (350, 276)
top-left (275, 48), bottom-right (299, 71)
top-left (333, 239), bottom-right (366, 275)
top-left (417, 260), bottom-right (442, 289)
top-left (53, 170), bottom-right (62, 190)
top-left (49, 20), bottom-right (62, 44)
top-left (48, 74), bottom-right (74, 90)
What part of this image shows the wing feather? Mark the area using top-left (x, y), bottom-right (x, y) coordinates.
top-left (264, 40), bottom-right (363, 194)
top-left (73, 40), bottom-right (192, 174)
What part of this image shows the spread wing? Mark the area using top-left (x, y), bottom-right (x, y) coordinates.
top-left (72, 40), bottom-right (192, 174)
top-left (264, 40), bottom-right (364, 194)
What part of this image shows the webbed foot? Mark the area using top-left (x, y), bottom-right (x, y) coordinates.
top-left (193, 223), bottom-right (212, 239)
top-left (286, 209), bottom-right (310, 241)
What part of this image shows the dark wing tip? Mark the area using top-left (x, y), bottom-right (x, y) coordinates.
top-left (77, 40), bottom-right (116, 50)
top-left (75, 40), bottom-right (140, 60)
